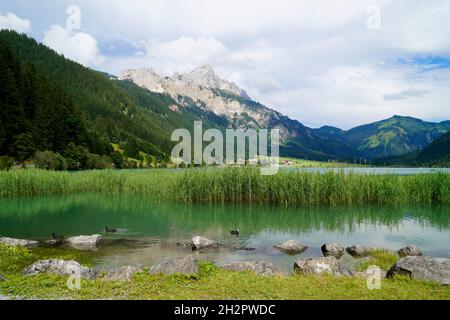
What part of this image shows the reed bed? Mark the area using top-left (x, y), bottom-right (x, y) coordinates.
top-left (0, 168), bottom-right (449, 206)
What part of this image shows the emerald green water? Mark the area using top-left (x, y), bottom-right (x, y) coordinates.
top-left (0, 194), bottom-right (449, 272)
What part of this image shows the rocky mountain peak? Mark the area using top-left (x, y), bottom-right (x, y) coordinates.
top-left (119, 68), bottom-right (164, 94)
top-left (118, 64), bottom-right (258, 124)
top-left (172, 64), bottom-right (248, 99)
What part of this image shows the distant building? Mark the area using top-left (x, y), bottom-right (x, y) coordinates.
top-left (281, 160), bottom-right (295, 166)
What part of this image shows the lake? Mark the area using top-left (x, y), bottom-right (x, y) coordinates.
top-left (283, 167), bottom-right (450, 175)
top-left (0, 193), bottom-right (449, 273)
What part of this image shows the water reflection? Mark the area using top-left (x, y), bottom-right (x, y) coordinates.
top-left (0, 193), bottom-right (449, 271)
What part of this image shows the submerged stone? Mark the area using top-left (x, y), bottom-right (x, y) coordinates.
top-left (273, 240), bottom-right (308, 255)
top-left (398, 246), bottom-right (422, 258)
top-left (346, 245), bottom-right (374, 257)
top-left (64, 235), bottom-right (101, 250)
top-left (191, 236), bottom-right (218, 250)
top-left (0, 237), bottom-right (39, 248)
top-left (321, 243), bottom-right (345, 258)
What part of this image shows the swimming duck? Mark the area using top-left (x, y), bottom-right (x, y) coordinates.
top-left (230, 229), bottom-right (240, 236)
top-left (51, 232), bottom-right (64, 240)
top-left (105, 226), bottom-right (117, 233)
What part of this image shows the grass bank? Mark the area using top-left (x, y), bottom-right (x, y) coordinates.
top-left (0, 245), bottom-right (448, 300)
top-left (1, 168), bottom-right (449, 205)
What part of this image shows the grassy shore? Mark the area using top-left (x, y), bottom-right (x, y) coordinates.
top-left (1, 168), bottom-right (449, 205)
top-left (0, 245), bottom-right (448, 300)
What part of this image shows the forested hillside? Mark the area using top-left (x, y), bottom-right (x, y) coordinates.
top-left (377, 132), bottom-right (450, 166)
top-left (1, 31), bottom-right (449, 169)
top-left (0, 30), bottom-right (229, 169)
top-left (0, 36), bottom-right (90, 162)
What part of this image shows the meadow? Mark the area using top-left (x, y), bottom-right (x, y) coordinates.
top-left (0, 245), bottom-right (449, 300)
top-left (0, 167), bottom-right (449, 206)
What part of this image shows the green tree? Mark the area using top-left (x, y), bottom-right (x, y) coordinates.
top-left (110, 151), bottom-right (124, 169)
top-left (124, 138), bottom-right (142, 160)
top-left (14, 133), bottom-right (35, 162)
top-left (0, 156), bottom-right (14, 171)
top-left (64, 143), bottom-right (89, 170)
top-left (34, 151), bottom-right (66, 171)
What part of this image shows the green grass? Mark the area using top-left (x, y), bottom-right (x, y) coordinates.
top-left (0, 245), bottom-right (96, 274)
top-left (279, 157), bottom-right (365, 168)
top-left (356, 250), bottom-right (400, 272)
top-left (0, 246), bottom-right (448, 300)
top-left (1, 168), bottom-right (449, 205)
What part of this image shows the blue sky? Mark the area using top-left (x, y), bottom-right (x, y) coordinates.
top-left (1, 0), bottom-right (450, 129)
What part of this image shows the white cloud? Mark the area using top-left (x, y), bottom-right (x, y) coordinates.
top-left (0, 12), bottom-right (31, 33)
top-left (383, 89), bottom-right (430, 101)
top-left (142, 36), bottom-right (230, 75)
top-left (43, 25), bottom-right (104, 67)
top-left (2, 0), bottom-right (450, 128)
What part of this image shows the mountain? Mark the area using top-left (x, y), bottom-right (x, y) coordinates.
top-left (1, 30), bottom-right (449, 166)
top-left (345, 116), bottom-right (450, 158)
top-left (415, 131), bottom-right (450, 165)
top-left (121, 68), bottom-right (450, 161)
top-left (314, 115), bottom-right (450, 160)
top-left (120, 67), bottom-right (358, 160)
top-left (0, 32), bottom-right (88, 161)
top-left (0, 30), bottom-right (227, 166)
top-left (377, 131), bottom-right (450, 166)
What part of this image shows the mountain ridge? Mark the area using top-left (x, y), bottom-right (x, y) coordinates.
top-left (121, 66), bottom-right (450, 160)
top-left (1, 30), bottom-right (449, 165)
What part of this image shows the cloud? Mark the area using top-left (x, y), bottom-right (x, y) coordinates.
top-left (383, 89), bottom-right (430, 101)
top-left (246, 75), bottom-right (283, 94)
top-left (43, 25), bottom-right (104, 67)
top-left (2, 1), bottom-right (450, 128)
top-left (142, 36), bottom-right (230, 75)
top-left (0, 12), bottom-right (31, 33)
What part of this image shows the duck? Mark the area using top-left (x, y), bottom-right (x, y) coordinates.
top-left (105, 226), bottom-right (117, 233)
top-left (230, 229), bottom-right (240, 236)
top-left (51, 232), bottom-right (64, 240)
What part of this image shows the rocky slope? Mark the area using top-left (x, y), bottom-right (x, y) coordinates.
top-left (119, 66), bottom-right (357, 160)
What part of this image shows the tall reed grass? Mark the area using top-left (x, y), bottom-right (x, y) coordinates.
top-left (0, 168), bottom-right (449, 205)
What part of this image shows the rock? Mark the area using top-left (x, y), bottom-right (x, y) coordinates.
top-left (273, 240), bottom-right (308, 255)
top-left (321, 243), bottom-right (345, 258)
top-left (177, 241), bottom-right (193, 248)
top-left (346, 245), bottom-right (373, 257)
top-left (0, 273), bottom-right (6, 282)
top-left (104, 265), bottom-right (144, 281)
top-left (221, 262), bottom-right (284, 276)
top-left (0, 237), bottom-right (39, 248)
top-left (23, 259), bottom-right (97, 280)
top-left (398, 246), bottom-right (422, 258)
top-left (191, 236), bottom-right (218, 250)
top-left (64, 235), bottom-right (101, 250)
top-left (294, 257), bottom-right (350, 276)
top-left (41, 239), bottom-right (64, 248)
top-left (386, 256), bottom-right (450, 285)
top-left (149, 256), bottom-right (198, 275)
top-left (234, 246), bottom-right (256, 251)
